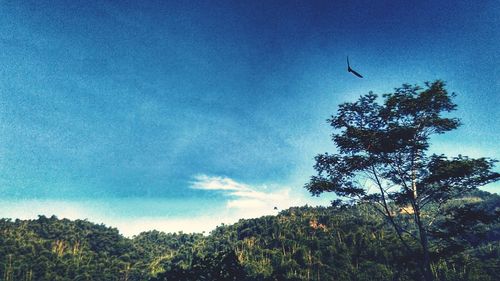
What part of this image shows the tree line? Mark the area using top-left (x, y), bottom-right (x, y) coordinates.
top-left (0, 189), bottom-right (498, 280)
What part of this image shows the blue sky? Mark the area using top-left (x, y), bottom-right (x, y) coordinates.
top-left (0, 0), bottom-right (498, 236)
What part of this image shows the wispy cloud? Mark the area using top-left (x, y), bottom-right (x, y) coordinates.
top-left (191, 174), bottom-right (303, 211)
top-left (191, 174), bottom-right (249, 191)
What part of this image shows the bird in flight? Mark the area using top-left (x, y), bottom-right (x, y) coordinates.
top-left (347, 56), bottom-right (363, 78)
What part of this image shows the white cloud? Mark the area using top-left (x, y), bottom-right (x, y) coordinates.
top-left (191, 174), bottom-right (249, 191)
top-left (188, 174), bottom-right (338, 225)
top-left (191, 174), bottom-right (304, 212)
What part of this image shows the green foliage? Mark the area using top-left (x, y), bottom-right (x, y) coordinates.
top-left (305, 80), bottom-right (500, 280)
top-left (1, 193), bottom-right (498, 280)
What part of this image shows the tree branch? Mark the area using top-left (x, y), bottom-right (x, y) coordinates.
top-left (371, 165), bottom-right (418, 250)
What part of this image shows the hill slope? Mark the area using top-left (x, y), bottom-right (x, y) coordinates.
top-left (1, 191), bottom-right (498, 281)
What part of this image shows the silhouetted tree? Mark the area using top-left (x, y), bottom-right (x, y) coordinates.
top-left (305, 80), bottom-right (500, 281)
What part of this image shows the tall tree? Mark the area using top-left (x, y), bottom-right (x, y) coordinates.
top-left (305, 81), bottom-right (499, 281)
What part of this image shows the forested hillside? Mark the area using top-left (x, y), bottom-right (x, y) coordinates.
top-left (1, 190), bottom-right (498, 281)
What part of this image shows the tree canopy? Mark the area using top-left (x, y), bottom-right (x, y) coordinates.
top-left (305, 80), bottom-right (500, 281)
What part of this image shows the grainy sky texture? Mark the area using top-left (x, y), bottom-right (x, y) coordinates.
top-left (0, 0), bottom-right (498, 236)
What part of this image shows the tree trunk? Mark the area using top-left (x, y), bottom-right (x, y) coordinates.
top-left (411, 150), bottom-right (433, 281)
top-left (419, 227), bottom-right (434, 281)
top-left (414, 205), bottom-right (434, 281)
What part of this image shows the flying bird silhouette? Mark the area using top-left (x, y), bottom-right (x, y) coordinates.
top-left (347, 56), bottom-right (363, 78)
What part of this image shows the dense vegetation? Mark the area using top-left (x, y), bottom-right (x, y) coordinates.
top-left (1, 190), bottom-right (498, 281)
